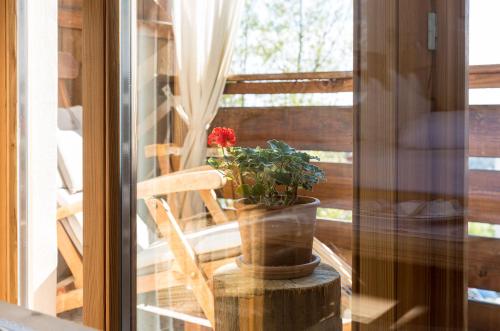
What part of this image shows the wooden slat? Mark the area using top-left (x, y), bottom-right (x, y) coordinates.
top-left (316, 220), bottom-right (500, 293)
top-left (57, 222), bottom-right (84, 289)
top-left (469, 236), bottom-right (500, 292)
top-left (211, 107), bottom-right (352, 152)
top-left (469, 170), bottom-right (500, 223)
top-left (146, 199), bottom-right (215, 325)
top-left (315, 219), bottom-right (352, 264)
top-left (214, 105), bottom-right (500, 156)
top-left (82, 0), bottom-right (105, 328)
top-left (309, 162), bottom-right (500, 225)
top-left (469, 300), bottom-right (500, 331)
top-left (470, 105), bottom-right (500, 157)
top-left (59, 8), bottom-right (173, 39)
top-left (469, 64), bottom-right (500, 89)
top-left (300, 162), bottom-right (352, 210)
top-left (223, 78), bottom-right (352, 95)
top-left (59, 8), bottom-right (82, 30)
top-left (59, 51), bottom-right (80, 80)
top-left (224, 65), bottom-right (499, 91)
top-left (0, 0), bottom-right (17, 304)
top-left (227, 71), bottom-right (352, 82)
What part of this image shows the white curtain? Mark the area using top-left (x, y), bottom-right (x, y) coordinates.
top-left (172, 0), bottom-right (243, 217)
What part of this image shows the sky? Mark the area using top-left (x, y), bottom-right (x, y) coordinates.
top-left (470, 0), bottom-right (500, 65)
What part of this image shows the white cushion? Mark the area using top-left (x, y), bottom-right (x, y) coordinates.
top-left (57, 129), bottom-right (83, 194)
top-left (56, 171), bottom-right (65, 189)
top-left (58, 106), bottom-right (83, 132)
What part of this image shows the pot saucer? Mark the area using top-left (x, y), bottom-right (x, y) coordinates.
top-left (235, 254), bottom-right (321, 280)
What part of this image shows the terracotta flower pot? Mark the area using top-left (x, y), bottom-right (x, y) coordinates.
top-left (235, 196), bottom-right (320, 267)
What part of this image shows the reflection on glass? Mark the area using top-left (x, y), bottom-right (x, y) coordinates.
top-left (56, 0), bottom-right (85, 322)
top-left (133, 0), bottom-right (499, 330)
top-left (17, 0), bottom-right (85, 323)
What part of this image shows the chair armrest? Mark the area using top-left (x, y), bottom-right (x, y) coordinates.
top-left (137, 169), bottom-right (226, 199)
top-left (57, 201), bottom-right (83, 220)
top-left (144, 144), bottom-right (220, 158)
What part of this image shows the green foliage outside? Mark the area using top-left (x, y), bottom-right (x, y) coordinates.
top-left (224, 0), bottom-right (353, 107)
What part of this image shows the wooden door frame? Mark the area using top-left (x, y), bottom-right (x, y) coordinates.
top-left (83, 0), bottom-right (136, 329)
top-left (0, 0), bottom-right (18, 305)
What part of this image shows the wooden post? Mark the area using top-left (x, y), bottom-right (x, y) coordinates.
top-left (213, 263), bottom-right (342, 331)
top-left (353, 0), bottom-right (467, 330)
top-left (0, 0), bottom-right (17, 305)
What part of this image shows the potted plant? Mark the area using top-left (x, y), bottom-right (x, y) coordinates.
top-left (207, 127), bottom-right (326, 279)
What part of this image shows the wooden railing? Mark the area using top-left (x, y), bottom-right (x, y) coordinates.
top-left (213, 67), bottom-right (500, 299)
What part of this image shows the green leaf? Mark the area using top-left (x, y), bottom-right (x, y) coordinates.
top-left (251, 183), bottom-right (265, 196)
top-left (267, 139), bottom-right (294, 153)
top-left (236, 184), bottom-right (251, 198)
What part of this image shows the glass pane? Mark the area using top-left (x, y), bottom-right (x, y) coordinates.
top-left (17, 0), bottom-right (85, 323)
top-left (133, 0), bottom-right (500, 330)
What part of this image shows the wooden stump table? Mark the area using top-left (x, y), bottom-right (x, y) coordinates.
top-left (213, 263), bottom-right (342, 331)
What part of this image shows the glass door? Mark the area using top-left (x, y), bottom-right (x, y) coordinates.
top-left (130, 1), bottom-right (500, 330)
top-left (15, 0), bottom-right (87, 324)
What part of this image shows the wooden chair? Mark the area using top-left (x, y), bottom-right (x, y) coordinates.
top-left (56, 147), bottom-right (353, 328)
top-left (56, 166), bottom-right (241, 316)
top-left (58, 51), bottom-right (79, 108)
top-left (142, 144), bottom-right (353, 326)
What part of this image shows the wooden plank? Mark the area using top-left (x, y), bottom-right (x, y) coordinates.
top-left (468, 236), bottom-right (500, 292)
top-left (354, 1), bottom-right (399, 329)
top-left (57, 222), bottom-right (84, 289)
top-left (59, 51), bottom-right (80, 80)
top-left (214, 105), bottom-right (500, 157)
top-left (146, 199), bottom-right (215, 325)
top-left (223, 79), bottom-right (352, 95)
top-left (354, 1), bottom-right (468, 329)
top-left (225, 65), bottom-right (499, 89)
top-left (82, 0), bottom-right (105, 328)
top-left (298, 162), bottom-right (500, 226)
top-left (59, 8), bottom-right (83, 30)
top-left (57, 288), bottom-right (83, 314)
top-left (211, 107), bottom-right (352, 152)
top-left (315, 220), bottom-right (352, 264)
top-left (227, 71), bottom-right (353, 82)
top-left (59, 8), bottom-right (173, 39)
top-left (469, 170), bottom-right (500, 223)
top-left (316, 220), bottom-right (500, 294)
top-left (300, 162), bottom-right (352, 210)
top-left (469, 64), bottom-right (500, 89)
top-left (470, 105), bottom-right (500, 157)
top-left (469, 300), bottom-right (500, 331)
top-left (0, 0), bottom-right (17, 304)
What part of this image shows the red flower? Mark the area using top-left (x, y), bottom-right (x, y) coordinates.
top-left (208, 127), bottom-right (236, 147)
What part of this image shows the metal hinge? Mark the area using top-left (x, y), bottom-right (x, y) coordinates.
top-left (428, 12), bottom-right (437, 50)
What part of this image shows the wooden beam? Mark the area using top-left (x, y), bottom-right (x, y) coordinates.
top-left (212, 107), bottom-right (353, 152)
top-left (354, 1), bottom-right (468, 330)
top-left (83, 0), bottom-right (106, 328)
top-left (57, 222), bottom-right (84, 289)
top-left (59, 8), bottom-right (83, 30)
top-left (223, 78), bottom-right (352, 95)
top-left (59, 8), bottom-right (173, 39)
top-left (469, 300), bottom-right (500, 331)
top-left (469, 64), bottom-right (500, 89)
top-left (316, 219), bottom-right (500, 293)
top-left (213, 105), bottom-right (500, 157)
top-left (227, 71), bottom-right (353, 82)
top-left (0, 0), bottom-right (17, 304)
top-left (469, 105), bottom-right (500, 157)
